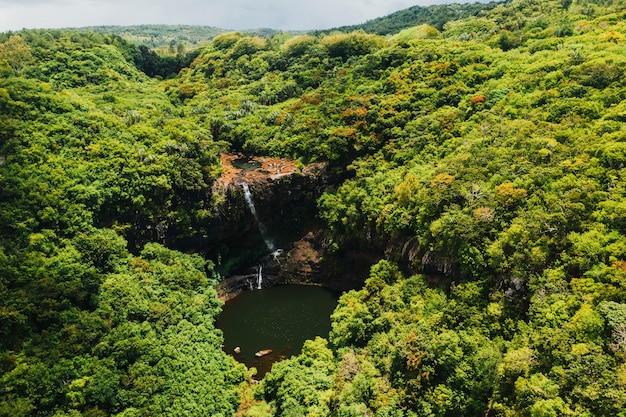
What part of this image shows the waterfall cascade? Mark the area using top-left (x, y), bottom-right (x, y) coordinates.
top-left (257, 265), bottom-right (263, 289)
top-left (241, 182), bottom-right (259, 218)
top-left (241, 182), bottom-right (276, 252)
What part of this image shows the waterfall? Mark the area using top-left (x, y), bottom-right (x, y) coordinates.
top-left (241, 182), bottom-right (258, 218)
top-left (241, 182), bottom-right (276, 252)
top-left (240, 181), bottom-right (283, 292)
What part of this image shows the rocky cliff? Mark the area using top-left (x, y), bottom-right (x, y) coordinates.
top-left (206, 154), bottom-right (453, 300)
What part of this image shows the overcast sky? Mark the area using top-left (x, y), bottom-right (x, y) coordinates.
top-left (0, 0), bottom-right (493, 32)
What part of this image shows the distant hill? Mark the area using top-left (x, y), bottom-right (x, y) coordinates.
top-left (79, 25), bottom-right (288, 51)
top-left (314, 0), bottom-right (505, 35)
top-left (75, 2), bottom-right (505, 51)
top-left (78, 25), bottom-right (226, 51)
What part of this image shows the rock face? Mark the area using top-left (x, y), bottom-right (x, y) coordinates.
top-left (208, 154), bottom-right (341, 299)
top-left (148, 153), bottom-right (463, 300)
top-left (207, 154), bottom-right (471, 302)
top-left (205, 156), bottom-right (382, 300)
top-left (209, 154), bottom-right (461, 300)
top-left (421, 250), bottom-right (458, 278)
top-left (273, 231), bottom-right (383, 290)
top-left (199, 154), bottom-right (327, 249)
top-left (215, 227), bottom-right (384, 301)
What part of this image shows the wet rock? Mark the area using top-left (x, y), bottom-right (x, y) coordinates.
top-left (255, 349), bottom-right (272, 357)
top-left (421, 250), bottom-right (459, 278)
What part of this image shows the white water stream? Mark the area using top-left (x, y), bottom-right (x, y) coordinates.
top-left (241, 182), bottom-right (276, 253)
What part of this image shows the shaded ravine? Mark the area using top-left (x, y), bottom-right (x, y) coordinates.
top-left (212, 156), bottom-right (372, 377)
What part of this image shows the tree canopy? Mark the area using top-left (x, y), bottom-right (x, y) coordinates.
top-left (1, 0), bottom-right (626, 415)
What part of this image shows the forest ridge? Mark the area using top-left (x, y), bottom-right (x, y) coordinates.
top-left (74, 1), bottom-right (503, 50)
top-left (1, 0), bottom-right (626, 416)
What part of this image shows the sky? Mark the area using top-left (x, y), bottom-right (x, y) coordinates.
top-left (0, 0), bottom-right (493, 32)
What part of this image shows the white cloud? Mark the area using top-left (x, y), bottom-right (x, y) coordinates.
top-left (0, 0), bottom-right (495, 32)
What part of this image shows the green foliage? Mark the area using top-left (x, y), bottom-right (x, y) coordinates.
top-left (259, 269), bottom-right (505, 416)
top-left (80, 25), bottom-right (285, 52)
top-left (261, 337), bottom-right (335, 416)
top-left (320, 32), bottom-right (384, 60)
top-left (79, 24), bottom-right (227, 50)
top-left (0, 35), bottom-right (33, 73)
top-left (0, 29), bottom-right (243, 416)
top-left (246, 1), bottom-right (626, 415)
top-left (315, 1), bottom-right (503, 35)
top-left (3, 0), bottom-right (626, 415)
top-left (0, 241), bottom-right (245, 416)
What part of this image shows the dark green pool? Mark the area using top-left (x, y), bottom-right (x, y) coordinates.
top-left (231, 157), bottom-right (262, 172)
top-left (216, 285), bottom-right (339, 377)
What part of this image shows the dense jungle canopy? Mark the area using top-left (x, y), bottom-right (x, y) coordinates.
top-left (1, 0), bottom-right (626, 415)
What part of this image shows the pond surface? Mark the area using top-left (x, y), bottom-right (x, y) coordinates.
top-left (216, 285), bottom-right (339, 377)
top-left (231, 157), bottom-right (262, 173)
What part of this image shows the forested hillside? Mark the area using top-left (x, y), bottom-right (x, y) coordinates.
top-left (78, 25), bottom-right (286, 52)
top-left (80, 25), bottom-right (226, 50)
top-left (314, 0), bottom-right (502, 35)
top-left (2, 0), bottom-right (626, 415)
top-left (0, 29), bottom-right (246, 416)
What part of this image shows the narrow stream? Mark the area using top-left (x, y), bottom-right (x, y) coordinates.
top-left (216, 285), bottom-right (339, 378)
